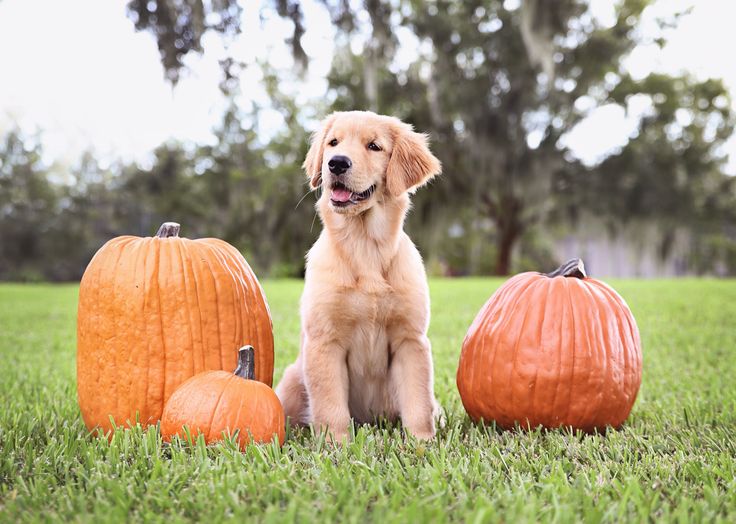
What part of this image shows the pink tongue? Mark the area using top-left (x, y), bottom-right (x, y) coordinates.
top-left (331, 187), bottom-right (353, 202)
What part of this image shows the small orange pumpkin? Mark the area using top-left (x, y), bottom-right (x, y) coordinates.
top-left (77, 222), bottom-right (274, 434)
top-left (457, 258), bottom-right (642, 432)
top-left (161, 345), bottom-right (285, 448)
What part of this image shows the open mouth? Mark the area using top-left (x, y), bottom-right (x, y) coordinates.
top-left (329, 181), bottom-right (376, 207)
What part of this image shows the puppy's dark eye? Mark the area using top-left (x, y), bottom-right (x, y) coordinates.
top-left (367, 142), bottom-right (381, 151)
top-left (328, 138), bottom-right (339, 147)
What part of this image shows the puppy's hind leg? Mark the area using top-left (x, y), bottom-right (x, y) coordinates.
top-left (276, 360), bottom-right (310, 426)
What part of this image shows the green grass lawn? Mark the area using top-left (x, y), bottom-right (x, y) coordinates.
top-left (1, 279), bottom-right (735, 522)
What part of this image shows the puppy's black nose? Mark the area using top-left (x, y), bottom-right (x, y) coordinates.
top-left (328, 155), bottom-right (352, 176)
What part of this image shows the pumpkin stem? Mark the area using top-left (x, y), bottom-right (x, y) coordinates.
top-left (546, 258), bottom-right (587, 279)
top-left (234, 345), bottom-right (255, 380)
top-left (155, 222), bottom-right (181, 238)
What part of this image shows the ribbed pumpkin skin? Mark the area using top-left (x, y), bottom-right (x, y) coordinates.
top-left (457, 272), bottom-right (642, 432)
top-left (77, 234), bottom-right (273, 434)
top-left (160, 371), bottom-right (285, 449)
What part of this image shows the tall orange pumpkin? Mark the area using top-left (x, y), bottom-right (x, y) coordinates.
top-left (457, 259), bottom-right (642, 432)
top-left (77, 222), bottom-right (273, 434)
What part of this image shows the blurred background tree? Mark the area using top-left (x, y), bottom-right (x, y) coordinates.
top-left (322, 0), bottom-right (735, 274)
top-left (1, 0), bottom-right (735, 280)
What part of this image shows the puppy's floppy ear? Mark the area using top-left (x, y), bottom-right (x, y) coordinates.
top-left (303, 114), bottom-right (338, 189)
top-left (386, 123), bottom-right (442, 197)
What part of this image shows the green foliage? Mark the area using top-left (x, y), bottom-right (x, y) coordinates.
top-left (559, 73), bottom-right (736, 266)
top-left (586, 75), bottom-right (735, 223)
top-left (1, 279), bottom-right (735, 521)
top-left (0, 132), bottom-right (111, 281)
top-left (0, 103), bottom-right (317, 280)
top-left (126, 0), bottom-right (242, 85)
top-left (0, 131), bottom-right (56, 280)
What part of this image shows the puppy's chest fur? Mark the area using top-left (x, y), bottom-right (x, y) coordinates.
top-left (337, 272), bottom-right (403, 422)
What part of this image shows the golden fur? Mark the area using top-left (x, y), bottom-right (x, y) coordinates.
top-left (275, 111), bottom-right (442, 441)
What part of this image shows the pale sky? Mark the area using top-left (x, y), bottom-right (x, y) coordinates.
top-left (0, 0), bottom-right (734, 173)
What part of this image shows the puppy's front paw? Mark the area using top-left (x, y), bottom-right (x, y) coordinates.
top-left (408, 428), bottom-right (435, 441)
top-left (405, 418), bottom-right (436, 441)
top-left (328, 430), bottom-right (350, 445)
top-left (315, 422), bottom-right (350, 445)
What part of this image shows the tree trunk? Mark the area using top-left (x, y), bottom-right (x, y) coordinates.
top-left (484, 194), bottom-right (524, 276)
top-left (494, 223), bottom-right (520, 276)
top-left (363, 45), bottom-right (378, 112)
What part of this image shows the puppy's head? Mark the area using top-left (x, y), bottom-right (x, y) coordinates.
top-left (303, 111), bottom-right (441, 215)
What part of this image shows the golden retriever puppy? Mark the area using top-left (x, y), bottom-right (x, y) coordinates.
top-left (275, 111), bottom-right (442, 442)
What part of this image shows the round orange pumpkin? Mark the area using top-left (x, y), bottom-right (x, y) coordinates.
top-left (457, 258), bottom-right (642, 432)
top-left (77, 222), bottom-right (273, 434)
top-left (160, 345), bottom-right (285, 449)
